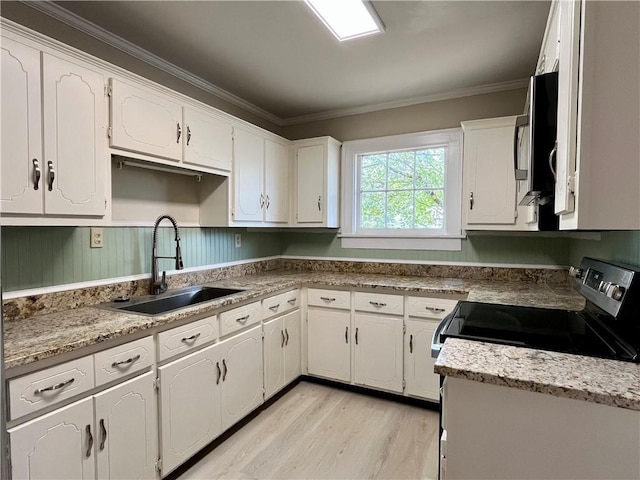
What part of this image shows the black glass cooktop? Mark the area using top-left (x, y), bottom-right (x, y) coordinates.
top-left (441, 301), bottom-right (639, 362)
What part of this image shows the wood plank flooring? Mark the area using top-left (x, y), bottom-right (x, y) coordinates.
top-left (176, 381), bottom-right (439, 480)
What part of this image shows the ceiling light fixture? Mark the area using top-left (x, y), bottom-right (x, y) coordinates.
top-left (304, 0), bottom-right (385, 42)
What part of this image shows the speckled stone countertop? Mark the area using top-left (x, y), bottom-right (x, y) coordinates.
top-left (4, 269), bottom-right (584, 370)
top-left (435, 338), bottom-right (640, 411)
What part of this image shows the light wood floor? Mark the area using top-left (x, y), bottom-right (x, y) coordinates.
top-left (176, 381), bottom-right (439, 480)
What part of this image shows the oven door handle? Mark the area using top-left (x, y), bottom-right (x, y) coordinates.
top-left (431, 313), bottom-right (453, 359)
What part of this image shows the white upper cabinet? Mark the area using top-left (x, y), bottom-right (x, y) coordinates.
top-left (1, 38), bottom-right (106, 219)
top-left (552, 0), bottom-right (640, 230)
top-left (183, 106), bottom-right (232, 172)
top-left (109, 78), bottom-right (183, 162)
top-left (232, 127), bottom-right (265, 222)
top-left (264, 139), bottom-right (290, 223)
top-left (292, 137), bottom-right (341, 227)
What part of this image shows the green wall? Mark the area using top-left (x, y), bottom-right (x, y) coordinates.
top-left (1, 227), bottom-right (282, 292)
top-left (281, 232), bottom-right (571, 266)
top-left (569, 231), bottom-right (640, 267)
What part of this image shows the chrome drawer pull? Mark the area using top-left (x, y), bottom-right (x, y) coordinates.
top-left (222, 359), bottom-right (228, 381)
top-left (181, 333), bottom-right (201, 343)
top-left (369, 301), bottom-right (387, 307)
top-left (425, 306), bottom-right (446, 313)
top-left (216, 362), bottom-right (221, 385)
top-left (111, 354), bottom-right (141, 368)
top-left (34, 377), bottom-right (75, 395)
top-left (33, 159), bottom-right (41, 190)
top-left (285, 328), bottom-right (289, 346)
top-left (47, 160), bottom-right (55, 191)
top-left (409, 334), bottom-right (413, 353)
top-left (235, 315), bottom-right (250, 323)
top-left (86, 425), bottom-right (93, 458)
top-left (269, 304), bottom-right (280, 311)
top-left (99, 418), bottom-right (107, 451)
top-left (281, 330), bottom-right (286, 347)
top-left (287, 298), bottom-right (297, 305)
top-left (345, 326), bottom-right (348, 344)
top-left (355, 327), bottom-right (359, 345)
top-left (320, 296), bottom-right (336, 302)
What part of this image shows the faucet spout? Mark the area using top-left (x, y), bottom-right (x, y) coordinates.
top-left (151, 214), bottom-right (184, 295)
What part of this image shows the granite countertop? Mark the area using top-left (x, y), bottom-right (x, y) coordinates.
top-left (10, 268), bottom-right (637, 412)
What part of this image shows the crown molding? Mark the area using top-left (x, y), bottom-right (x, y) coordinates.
top-left (22, 0), bottom-right (284, 126)
top-left (279, 78), bottom-right (529, 126)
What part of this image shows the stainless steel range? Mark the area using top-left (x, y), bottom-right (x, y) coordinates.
top-left (432, 257), bottom-right (640, 363)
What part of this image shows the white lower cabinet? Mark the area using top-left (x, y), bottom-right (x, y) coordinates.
top-left (218, 325), bottom-right (264, 431)
top-left (307, 308), bottom-right (351, 382)
top-left (404, 319), bottom-right (439, 400)
top-left (353, 313), bottom-right (404, 393)
top-left (263, 310), bottom-right (301, 399)
top-left (9, 372), bottom-right (157, 480)
top-left (9, 397), bottom-right (95, 480)
top-left (158, 343), bottom-right (222, 476)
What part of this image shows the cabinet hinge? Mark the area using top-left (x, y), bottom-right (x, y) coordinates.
top-left (104, 198), bottom-right (108, 209)
top-left (107, 126), bottom-right (112, 138)
top-left (567, 174), bottom-right (576, 195)
top-left (261, 330), bottom-right (265, 339)
top-left (514, 209), bottom-right (518, 219)
top-left (402, 379), bottom-right (406, 390)
top-left (231, 207), bottom-right (235, 219)
top-left (262, 387), bottom-right (266, 400)
top-left (403, 325), bottom-right (406, 334)
top-left (105, 84), bottom-right (112, 97)
top-left (153, 377), bottom-right (160, 390)
top-left (155, 458), bottom-right (162, 473)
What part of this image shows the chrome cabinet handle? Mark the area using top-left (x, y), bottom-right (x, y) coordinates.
top-left (269, 304), bottom-right (280, 312)
top-left (47, 161), bottom-right (55, 191)
top-left (548, 141), bottom-right (558, 181)
top-left (33, 159), bottom-right (41, 190)
top-left (469, 191), bottom-right (474, 210)
top-left (281, 330), bottom-right (285, 347)
top-left (34, 377), bottom-right (75, 395)
top-left (99, 419), bottom-right (107, 451)
top-left (317, 195), bottom-right (321, 211)
top-left (181, 332), bottom-right (201, 343)
top-left (345, 326), bottom-right (348, 344)
top-left (216, 361), bottom-right (221, 385)
top-left (285, 329), bottom-right (289, 346)
top-left (425, 306), bottom-right (446, 313)
top-left (186, 125), bottom-right (192, 146)
top-left (287, 298), bottom-right (297, 305)
top-left (260, 194), bottom-right (265, 208)
top-left (369, 301), bottom-right (387, 307)
top-left (265, 195), bottom-right (270, 209)
top-left (235, 315), bottom-right (249, 323)
top-left (86, 425), bottom-right (93, 458)
top-left (111, 354), bottom-right (141, 368)
top-left (409, 334), bottom-right (413, 354)
top-left (355, 327), bottom-right (359, 345)
top-left (222, 359), bottom-right (227, 381)
top-left (176, 122), bottom-right (182, 143)
top-left (320, 296), bottom-right (336, 302)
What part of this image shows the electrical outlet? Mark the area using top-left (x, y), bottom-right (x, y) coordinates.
top-left (235, 234), bottom-right (241, 248)
top-left (91, 227), bottom-right (104, 248)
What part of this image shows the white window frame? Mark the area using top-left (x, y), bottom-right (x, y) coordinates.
top-left (341, 128), bottom-right (463, 251)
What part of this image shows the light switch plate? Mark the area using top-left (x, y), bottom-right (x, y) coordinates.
top-left (91, 227), bottom-right (104, 248)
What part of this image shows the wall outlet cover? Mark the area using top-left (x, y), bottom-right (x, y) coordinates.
top-left (235, 234), bottom-right (241, 248)
top-left (91, 227), bottom-right (104, 248)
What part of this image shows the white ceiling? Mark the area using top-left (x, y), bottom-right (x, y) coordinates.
top-left (51, 0), bottom-right (550, 125)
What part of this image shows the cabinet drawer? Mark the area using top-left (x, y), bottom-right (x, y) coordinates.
top-left (307, 289), bottom-right (351, 310)
top-left (94, 336), bottom-right (154, 386)
top-left (406, 297), bottom-right (458, 320)
top-left (219, 301), bottom-right (262, 337)
top-left (157, 315), bottom-right (218, 362)
top-left (354, 292), bottom-right (404, 316)
top-left (9, 356), bottom-right (94, 420)
top-left (262, 289), bottom-right (300, 319)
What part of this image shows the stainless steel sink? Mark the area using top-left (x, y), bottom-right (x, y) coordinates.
top-left (100, 286), bottom-right (244, 316)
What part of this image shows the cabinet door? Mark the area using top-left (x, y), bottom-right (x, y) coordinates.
top-left (307, 308), bottom-right (350, 382)
top-left (183, 107), bottom-right (232, 172)
top-left (264, 140), bottom-right (290, 223)
top-left (42, 53), bottom-right (106, 216)
top-left (462, 121), bottom-right (516, 225)
top-left (353, 313), bottom-right (404, 393)
top-left (296, 144), bottom-right (325, 223)
top-left (232, 128), bottom-right (264, 222)
top-left (9, 397), bottom-right (95, 480)
top-left (263, 316), bottom-right (285, 400)
top-left (158, 343), bottom-right (221, 476)
top-left (405, 319), bottom-right (439, 401)
top-left (109, 78), bottom-right (182, 161)
top-left (0, 37), bottom-right (43, 215)
top-left (94, 372), bottom-right (157, 480)
top-left (283, 309), bottom-right (301, 385)
top-left (219, 325), bottom-right (263, 431)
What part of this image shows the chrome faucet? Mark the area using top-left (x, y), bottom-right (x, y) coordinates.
top-left (151, 214), bottom-right (184, 295)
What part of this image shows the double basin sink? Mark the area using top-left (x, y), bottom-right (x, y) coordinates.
top-left (100, 286), bottom-right (244, 316)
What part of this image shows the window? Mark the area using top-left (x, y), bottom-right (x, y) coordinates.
top-left (341, 129), bottom-right (462, 250)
